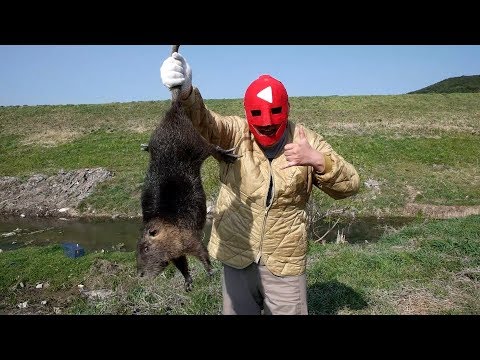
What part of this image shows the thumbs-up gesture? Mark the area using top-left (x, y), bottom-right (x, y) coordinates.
top-left (281, 126), bottom-right (326, 173)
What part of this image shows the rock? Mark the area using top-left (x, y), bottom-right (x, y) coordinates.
top-left (364, 179), bottom-right (381, 191)
top-left (81, 289), bottom-right (114, 300)
top-left (17, 301), bottom-right (28, 308)
top-left (1, 232), bottom-right (16, 237)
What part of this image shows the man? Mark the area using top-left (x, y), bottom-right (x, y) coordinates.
top-left (160, 51), bottom-right (360, 315)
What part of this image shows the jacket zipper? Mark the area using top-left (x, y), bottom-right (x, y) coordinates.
top-left (256, 160), bottom-right (274, 263)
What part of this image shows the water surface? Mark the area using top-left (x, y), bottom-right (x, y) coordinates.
top-left (0, 216), bottom-right (415, 253)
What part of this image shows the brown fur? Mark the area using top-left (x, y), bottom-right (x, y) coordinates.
top-left (136, 100), bottom-right (239, 291)
top-left (137, 219), bottom-right (212, 291)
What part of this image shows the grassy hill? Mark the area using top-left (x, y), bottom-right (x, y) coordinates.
top-left (1, 93), bottom-right (479, 218)
top-left (0, 93), bottom-right (479, 315)
top-left (408, 75), bottom-right (480, 94)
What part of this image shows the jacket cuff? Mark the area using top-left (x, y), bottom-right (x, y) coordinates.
top-left (320, 153), bottom-right (333, 175)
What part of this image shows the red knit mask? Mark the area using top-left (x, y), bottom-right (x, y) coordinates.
top-left (243, 75), bottom-right (289, 147)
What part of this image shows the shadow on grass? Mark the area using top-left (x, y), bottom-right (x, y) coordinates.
top-left (307, 280), bottom-right (368, 315)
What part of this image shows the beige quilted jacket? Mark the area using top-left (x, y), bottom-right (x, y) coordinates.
top-left (181, 87), bottom-right (360, 276)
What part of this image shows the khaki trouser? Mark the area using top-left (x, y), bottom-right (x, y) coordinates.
top-left (221, 262), bottom-right (308, 315)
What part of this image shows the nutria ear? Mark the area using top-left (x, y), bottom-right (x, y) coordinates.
top-left (149, 228), bottom-right (158, 237)
top-left (144, 220), bottom-right (162, 239)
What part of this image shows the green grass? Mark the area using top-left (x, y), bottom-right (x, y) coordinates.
top-left (0, 92), bottom-right (479, 314)
top-left (306, 215), bottom-right (480, 314)
top-left (1, 94), bottom-right (479, 217)
top-left (1, 215), bottom-right (478, 314)
top-left (0, 131), bottom-right (150, 176)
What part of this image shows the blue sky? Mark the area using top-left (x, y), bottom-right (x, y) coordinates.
top-left (1, 45), bottom-right (479, 106)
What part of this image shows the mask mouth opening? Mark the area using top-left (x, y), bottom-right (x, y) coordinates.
top-left (254, 124), bottom-right (280, 136)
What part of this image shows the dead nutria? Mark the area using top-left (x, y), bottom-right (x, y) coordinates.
top-left (136, 47), bottom-right (239, 291)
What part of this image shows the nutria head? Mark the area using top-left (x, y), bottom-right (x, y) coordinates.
top-left (136, 218), bottom-right (179, 278)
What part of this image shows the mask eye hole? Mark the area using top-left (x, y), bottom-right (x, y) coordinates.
top-left (251, 110), bottom-right (261, 116)
top-left (271, 107), bottom-right (282, 114)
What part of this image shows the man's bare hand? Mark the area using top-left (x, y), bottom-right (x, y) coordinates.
top-left (281, 126), bottom-right (325, 173)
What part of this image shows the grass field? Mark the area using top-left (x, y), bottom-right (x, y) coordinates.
top-left (0, 92), bottom-right (479, 314)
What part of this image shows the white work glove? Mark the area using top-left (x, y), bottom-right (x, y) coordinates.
top-left (160, 52), bottom-right (192, 99)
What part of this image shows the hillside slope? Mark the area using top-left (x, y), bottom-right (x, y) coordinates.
top-left (408, 75), bottom-right (480, 94)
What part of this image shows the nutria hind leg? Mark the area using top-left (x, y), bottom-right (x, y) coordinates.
top-left (210, 144), bottom-right (242, 164)
top-left (172, 256), bottom-right (193, 292)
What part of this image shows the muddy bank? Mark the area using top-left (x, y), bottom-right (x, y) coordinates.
top-left (0, 168), bottom-right (113, 218)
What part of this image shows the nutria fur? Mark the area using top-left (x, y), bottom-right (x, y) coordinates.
top-left (137, 100), bottom-right (239, 291)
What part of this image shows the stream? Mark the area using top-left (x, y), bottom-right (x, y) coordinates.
top-left (0, 215), bottom-right (415, 253)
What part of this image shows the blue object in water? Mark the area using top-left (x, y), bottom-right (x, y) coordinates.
top-left (62, 243), bottom-right (85, 258)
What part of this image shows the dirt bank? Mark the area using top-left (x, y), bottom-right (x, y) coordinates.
top-left (0, 168), bottom-right (113, 218)
top-left (1, 169), bottom-right (479, 220)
